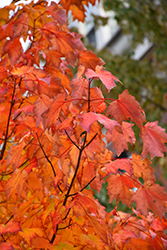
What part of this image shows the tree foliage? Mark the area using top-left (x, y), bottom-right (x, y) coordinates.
top-left (0, 1), bottom-right (167, 249)
top-left (93, 0), bottom-right (167, 127)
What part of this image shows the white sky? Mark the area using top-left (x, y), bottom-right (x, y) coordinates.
top-left (0, 0), bottom-right (12, 7)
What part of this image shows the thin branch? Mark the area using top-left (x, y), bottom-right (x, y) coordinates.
top-left (0, 159), bottom-right (29, 177)
top-left (63, 208), bottom-right (71, 221)
top-left (84, 133), bottom-right (98, 149)
top-left (66, 176), bottom-right (96, 197)
top-left (63, 148), bottom-right (83, 206)
top-left (5, 215), bottom-right (14, 225)
top-left (64, 130), bottom-right (80, 150)
top-left (36, 133), bottom-right (56, 176)
top-left (0, 82), bottom-right (16, 160)
top-left (36, 133), bottom-right (63, 194)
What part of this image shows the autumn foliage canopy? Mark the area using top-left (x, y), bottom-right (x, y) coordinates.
top-left (0, 0), bottom-right (167, 249)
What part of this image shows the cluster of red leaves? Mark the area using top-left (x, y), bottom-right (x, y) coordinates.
top-left (0, 1), bottom-right (167, 249)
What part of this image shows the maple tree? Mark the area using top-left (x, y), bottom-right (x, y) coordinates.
top-left (0, 0), bottom-right (167, 249)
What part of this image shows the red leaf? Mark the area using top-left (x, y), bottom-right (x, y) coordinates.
top-left (79, 50), bottom-right (104, 70)
top-left (0, 220), bottom-right (21, 235)
top-left (78, 112), bottom-right (119, 134)
top-left (2, 38), bottom-right (23, 65)
top-left (141, 121), bottom-right (167, 159)
top-left (0, 242), bottom-right (15, 250)
top-left (102, 158), bottom-right (133, 177)
top-left (34, 95), bottom-right (52, 126)
top-left (107, 90), bottom-right (146, 129)
top-left (131, 183), bottom-right (167, 219)
top-left (70, 77), bottom-right (88, 104)
top-left (106, 174), bottom-right (137, 207)
top-left (110, 122), bottom-right (136, 156)
top-left (85, 65), bottom-right (121, 92)
top-left (46, 2), bottom-right (66, 24)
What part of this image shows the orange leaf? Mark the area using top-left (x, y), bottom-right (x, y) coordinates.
top-left (107, 89), bottom-right (146, 129)
top-left (123, 237), bottom-right (151, 250)
top-left (7, 140), bottom-right (25, 171)
top-left (141, 121), bottom-right (167, 160)
top-left (106, 174), bottom-right (137, 207)
top-left (79, 50), bottom-right (104, 70)
top-left (5, 169), bottom-right (28, 199)
top-left (88, 215), bottom-right (108, 245)
top-left (131, 153), bottom-right (155, 181)
top-left (19, 228), bottom-right (44, 245)
top-left (130, 183), bottom-right (167, 219)
top-left (42, 92), bottom-right (65, 129)
top-left (85, 65), bottom-right (121, 92)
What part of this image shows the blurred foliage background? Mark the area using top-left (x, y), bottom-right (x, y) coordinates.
top-left (82, 0), bottom-right (167, 211)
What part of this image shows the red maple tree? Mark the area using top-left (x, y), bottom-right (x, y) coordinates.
top-left (0, 1), bottom-right (167, 249)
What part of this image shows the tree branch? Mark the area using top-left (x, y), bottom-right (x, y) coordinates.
top-left (36, 133), bottom-right (63, 194)
top-left (0, 82), bottom-right (16, 160)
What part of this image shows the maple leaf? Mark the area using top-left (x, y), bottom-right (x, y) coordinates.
top-left (2, 13), bottom-right (28, 41)
top-left (106, 174), bottom-right (138, 207)
top-left (60, 0), bottom-right (99, 21)
top-left (85, 65), bottom-right (121, 92)
top-left (5, 169), bottom-right (28, 199)
top-left (79, 50), bottom-right (105, 70)
top-left (130, 183), bottom-right (167, 219)
top-left (141, 121), bottom-right (167, 159)
top-left (81, 162), bottom-right (103, 193)
top-left (70, 77), bottom-right (88, 105)
top-left (0, 242), bottom-right (15, 250)
top-left (88, 215), bottom-right (108, 245)
top-left (102, 158), bottom-right (133, 177)
top-left (7, 140), bottom-right (25, 171)
top-left (19, 227), bottom-right (44, 245)
top-left (89, 87), bottom-right (107, 113)
top-left (78, 112), bottom-right (119, 134)
top-left (110, 122), bottom-right (136, 156)
top-left (46, 2), bottom-right (66, 24)
top-left (2, 38), bottom-right (23, 65)
top-left (0, 220), bottom-right (21, 235)
top-left (113, 230), bottom-right (137, 249)
top-left (131, 153), bottom-right (155, 181)
top-left (34, 95), bottom-right (52, 126)
top-left (123, 238), bottom-right (151, 250)
top-left (107, 89), bottom-right (146, 129)
top-left (42, 92), bottom-right (65, 130)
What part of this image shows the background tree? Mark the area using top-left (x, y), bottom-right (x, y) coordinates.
top-left (0, 0), bottom-right (167, 249)
top-left (85, 0), bottom-right (167, 192)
